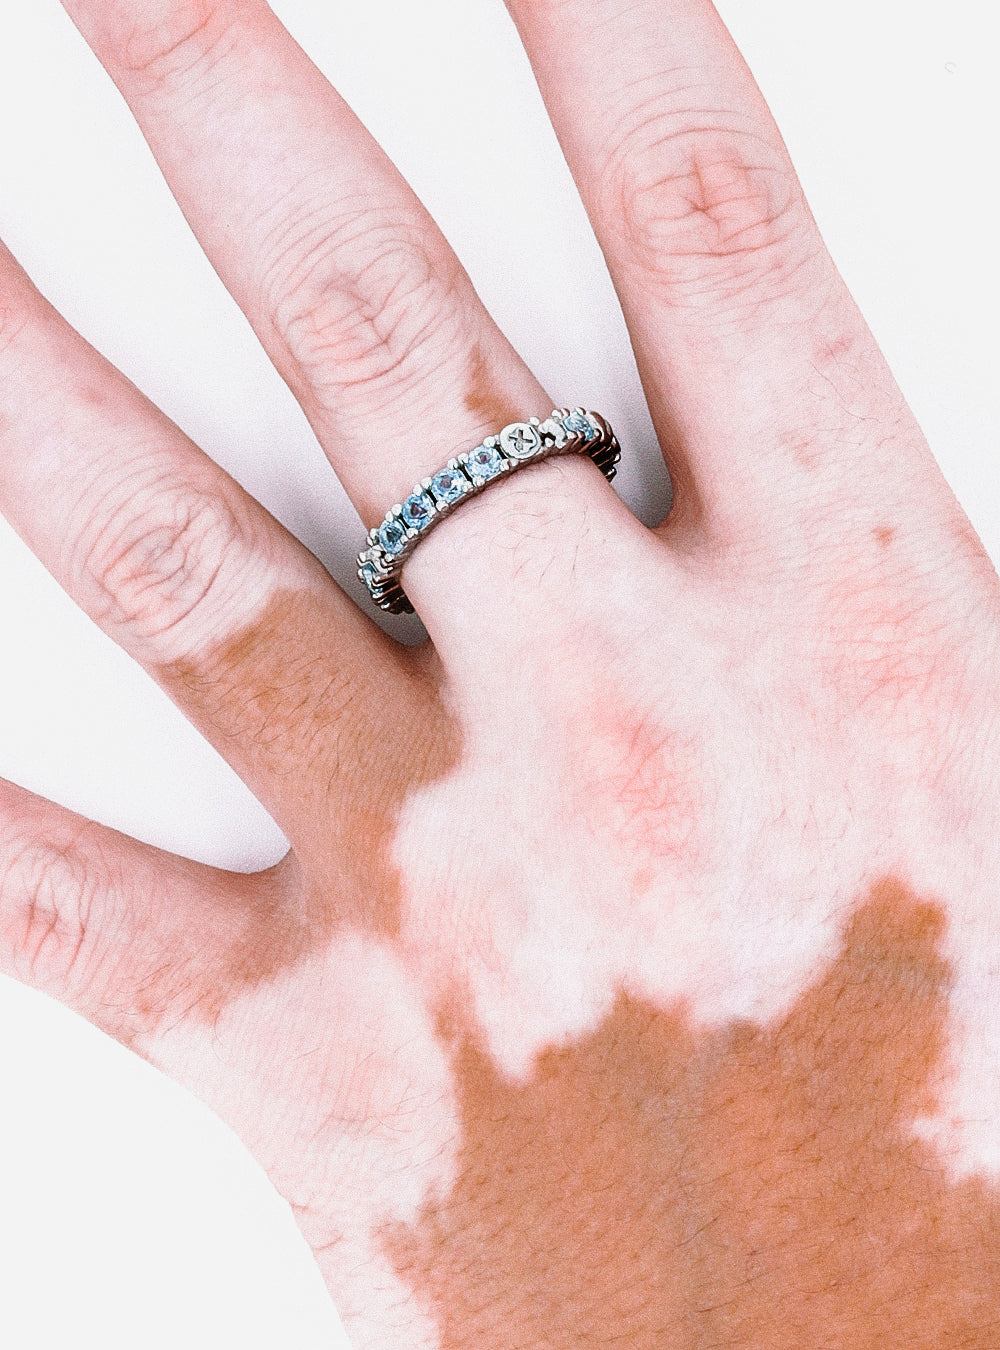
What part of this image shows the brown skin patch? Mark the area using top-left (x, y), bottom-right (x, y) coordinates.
top-left (464, 343), bottom-right (530, 433)
top-left (384, 879), bottom-right (1000, 1347)
top-left (873, 523), bottom-right (896, 547)
top-left (89, 859), bottom-right (298, 1047)
top-left (147, 588), bottom-right (458, 1020)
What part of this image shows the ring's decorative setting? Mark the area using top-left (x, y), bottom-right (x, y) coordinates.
top-left (356, 408), bottom-right (621, 613)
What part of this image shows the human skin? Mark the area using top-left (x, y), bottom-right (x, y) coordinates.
top-left (1, 0), bottom-right (999, 1346)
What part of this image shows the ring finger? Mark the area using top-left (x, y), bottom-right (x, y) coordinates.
top-left (57, 0), bottom-right (653, 648)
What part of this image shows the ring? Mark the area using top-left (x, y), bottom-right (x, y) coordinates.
top-left (356, 408), bottom-right (621, 613)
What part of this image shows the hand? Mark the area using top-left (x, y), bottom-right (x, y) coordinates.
top-left (2, 1), bottom-right (999, 1347)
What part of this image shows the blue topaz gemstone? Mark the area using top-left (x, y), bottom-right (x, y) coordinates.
top-left (563, 410), bottom-right (598, 442)
top-left (401, 490), bottom-right (435, 531)
top-left (378, 517), bottom-right (407, 556)
top-left (430, 466), bottom-right (471, 505)
top-left (359, 560), bottom-right (385, 589)
top-left (465, 444), bottom-right (504, 482)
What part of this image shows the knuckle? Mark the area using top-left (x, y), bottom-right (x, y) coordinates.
top-left (604, 108), bottom-right (814, 304)
top-left (260, 199), bottom-right (467, 404)
top-left (109, 2), bottom-right (235, 90)
top-left (1, 836), bottom-right (109, 991)
top-left (78, 479), bottom-right (252, 659)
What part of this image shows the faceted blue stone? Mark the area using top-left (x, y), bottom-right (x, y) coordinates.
top-left (430, 466), bottom-right (471, 505)
top-left (378, 517), bottom-right (407, 555)
top-left (465, 444), bottom-right (504, 482)
top-left (563, 410), bottom-right (598, 442)
top-left (401, 490), bottom-right (435, 530)
top-left (359, 561), bottom-right (383, 589)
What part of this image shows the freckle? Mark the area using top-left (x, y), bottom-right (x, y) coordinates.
top-left (77, 384), bottom-right (106, 408)
top-left (463, 343), bottom-right (526, 432)
top-left (823, 335), bottom-right (853, 362)
top-left (632, 864), bottom-right (656, 897)
top-left (382, 877), bottom-right (1000, 1345)
top-left (873, 524), bottom-right (896, 547)
top-left (948, 511), bottom-right (999, 589)
top-left (775, 424), bottom-right (820, 471)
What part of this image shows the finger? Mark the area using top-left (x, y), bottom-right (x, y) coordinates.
top-left (0, 775), bottom-right (292, 1044)
top-left (58, 0), bottom-right (553, 539)
top-left (0, 240), bottom-right (430, 854)
top-left (58, 0), bottom-right (660, 649)
top-left (504, 0), bottom-right (945, 546)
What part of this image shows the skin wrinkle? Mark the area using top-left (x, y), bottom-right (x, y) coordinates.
top-left (611, 125), bottom-right (808, 306)
top-left (382, 878), bottom-right (1000, 1347)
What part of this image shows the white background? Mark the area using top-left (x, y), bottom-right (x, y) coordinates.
top-left (0, 0), bottom-right (997, 1345)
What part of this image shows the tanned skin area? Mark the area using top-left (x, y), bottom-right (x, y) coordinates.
top-left (1, 1), bottom-right (999, 1347)
top-left (387, 884), bottom-right (1000, 1347)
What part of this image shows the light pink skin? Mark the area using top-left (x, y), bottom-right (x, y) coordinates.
top-left (0, 1), bottom-right (998, 1346)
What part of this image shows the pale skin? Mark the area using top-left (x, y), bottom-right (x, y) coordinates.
top-left (2, 0), bottom-right (999, 1346)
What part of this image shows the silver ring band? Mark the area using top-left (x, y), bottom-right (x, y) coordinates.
top-left (356, 408), bottom-right (621, 614)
